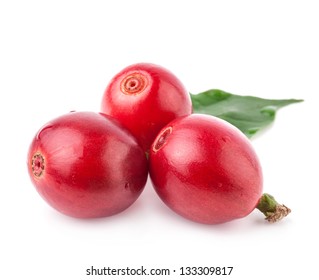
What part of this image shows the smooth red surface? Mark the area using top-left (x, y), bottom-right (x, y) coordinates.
top-left (27, 111), bottom-right (148, 218)
top-left (100, 63), bottom-right (192, 151)
top-left (149, 114), bottom-right (263, 224)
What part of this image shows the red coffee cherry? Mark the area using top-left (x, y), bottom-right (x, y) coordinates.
top-left (149, 114), bottom-right (263, 224)
top-left (101, 63), bottom-right (192, 152)
top-left (27, 111), bottom-right (148, 218)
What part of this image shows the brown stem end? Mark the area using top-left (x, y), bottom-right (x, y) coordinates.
top-left (264, 204), bottom-right (291, 223)
top-left (256, 193), bottom-right (291, 223)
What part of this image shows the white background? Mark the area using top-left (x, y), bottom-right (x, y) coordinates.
top-left (1, 0), bottom-right (318, 279)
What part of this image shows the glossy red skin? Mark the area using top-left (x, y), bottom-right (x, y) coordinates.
top-left (100, 63), bottom-right (192, 151)
top-left (27, 111), bottom-right (148, 218)
top-left (149, 114), bottom-right (263, 224)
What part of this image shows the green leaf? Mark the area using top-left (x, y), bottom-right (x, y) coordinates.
top-left (190, 89), bottom-right (303, 138)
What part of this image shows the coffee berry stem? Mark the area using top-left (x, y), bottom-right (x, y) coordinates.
top-left (256, 193), bottom-right (291, 223)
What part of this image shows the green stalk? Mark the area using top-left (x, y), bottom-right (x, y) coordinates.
top-left (256, 193), bottom-right (291, 223)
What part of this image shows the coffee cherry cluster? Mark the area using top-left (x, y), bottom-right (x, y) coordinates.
top-left (27, 63), bottom-right (266, 224)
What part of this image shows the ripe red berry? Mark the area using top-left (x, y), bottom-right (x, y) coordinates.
top-left (149, 114), bottom-right (263, 224)
top-left (100, 63), bottom-right (192, 151)
top-left (27, 111), bottom-right (148, 218)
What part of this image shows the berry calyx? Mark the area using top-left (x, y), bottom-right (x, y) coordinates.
top-left (31, 153), bottom-right (45, 177)
top-left (121, 73), bottom-right (148, 95)
top-left (152, 126), bottom-right (172, 152)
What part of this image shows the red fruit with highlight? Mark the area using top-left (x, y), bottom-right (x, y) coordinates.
top-left (27, 111), bottom-right (148, 218)
top-left (101, 63), bottom-right (192, 151)
top-left (149, 114), bottom-right (263, 224)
